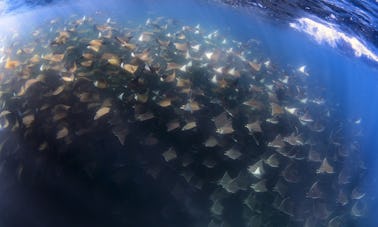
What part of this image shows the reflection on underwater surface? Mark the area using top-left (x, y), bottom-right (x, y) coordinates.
top-left (216, 0), bottom-right (378, 60)
top-left (0, 0), bottom-right (377, 227)
top-left (290, 17), bottom-right (378, 64)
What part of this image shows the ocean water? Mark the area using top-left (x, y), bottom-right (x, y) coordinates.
top-left (0, 0), bottom-right (377, 226)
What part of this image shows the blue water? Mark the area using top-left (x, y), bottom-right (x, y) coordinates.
top-left (0, 0), bottom-right (378, 226)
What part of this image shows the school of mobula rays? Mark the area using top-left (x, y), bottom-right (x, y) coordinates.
top-left (0, 14), bottom-right (369, 226)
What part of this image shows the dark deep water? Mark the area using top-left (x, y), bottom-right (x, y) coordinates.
top-left (0, 0), bottom-right (377, 226)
